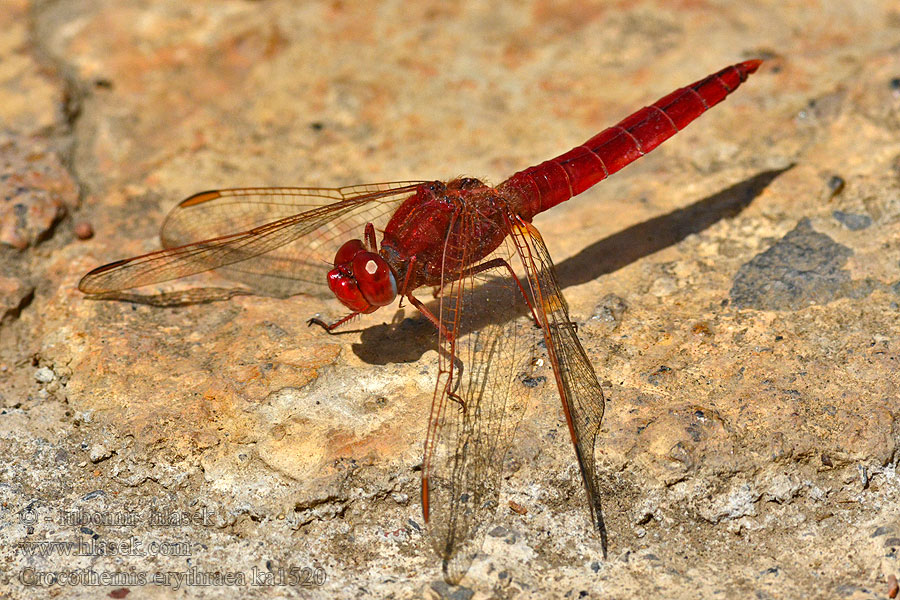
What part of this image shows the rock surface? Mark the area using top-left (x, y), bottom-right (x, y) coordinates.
top-left (2, 1), bottom-right (900, 598)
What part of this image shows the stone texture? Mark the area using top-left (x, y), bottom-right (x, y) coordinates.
top-left (0, 0), bottom-right (65, 137)
top-left (0, 135), bottom-right (80, 249)
top-left (2, 0), bottom-right (900, 598)
top-left (0, 275), bottom-right (34, 325)
top-left (729, 217), bottom-right (875, 310)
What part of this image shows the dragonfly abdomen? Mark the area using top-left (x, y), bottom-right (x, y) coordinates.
top-left (499, 59), bottom-right (762, 220)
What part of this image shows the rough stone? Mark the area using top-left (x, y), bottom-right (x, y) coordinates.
top-left (2, 1), bottom-right (900, 598)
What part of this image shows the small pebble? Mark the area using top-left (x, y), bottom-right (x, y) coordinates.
top-left (592, 294), bottom-right (628, 327)
top-left (1, 230), bottom-right (28, 250)
top-left (89, 443), bottom-right (111, 463)
top-left (82, 489), bottom-right (105, 501)
top-left (832, 210), bottom-right (871, 231)
top-left (74, 221), bottom-right (94, 240)
top-left (888, 573), bottom-right (898, 599)
top-left (872, 525), bottom-right (894, 537)
top-left (508, 500), bottom-right (528, 515)
top-left (826, 175), bottom-right (845, 197)
top-left (34, 367), bottom-right (55, 383)
top-left (521, 376), bottom-right (545, 388)
top-left (691, 322), bottom-right (712, 336)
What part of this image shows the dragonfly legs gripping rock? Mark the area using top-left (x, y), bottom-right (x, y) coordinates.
top-left (307, 313), bottom-right (358, 333)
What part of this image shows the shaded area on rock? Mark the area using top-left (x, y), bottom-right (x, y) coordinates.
top-left (730, 218), bottom-right (877, 310)
top-left (84, 287), bottom-right (253, 307)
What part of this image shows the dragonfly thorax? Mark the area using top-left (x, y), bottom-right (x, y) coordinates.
top-left (327, 238), bottom-right (398, 314)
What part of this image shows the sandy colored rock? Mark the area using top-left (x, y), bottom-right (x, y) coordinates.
top-left (0, 136), bottom-right (79, 249)
top-left (2, 0), bottom-right (900, 598)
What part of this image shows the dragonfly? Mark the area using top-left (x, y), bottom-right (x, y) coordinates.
top-left (79, 60), bottom-right (761, 582)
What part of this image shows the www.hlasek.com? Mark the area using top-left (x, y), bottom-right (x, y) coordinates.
top-left (19, 566), bottom-right (327, 589)
top-left (18, 536), bottom-right (191, 558)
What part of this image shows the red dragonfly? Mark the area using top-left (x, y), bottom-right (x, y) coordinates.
top-left (80, 60), bottom-right (761, 581)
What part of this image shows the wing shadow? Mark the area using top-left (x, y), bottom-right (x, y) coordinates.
top-left (352, 166), bottom-right (792, 365)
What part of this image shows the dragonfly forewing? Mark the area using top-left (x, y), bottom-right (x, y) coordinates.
top-left (78, 183), bottom-right (427, 297)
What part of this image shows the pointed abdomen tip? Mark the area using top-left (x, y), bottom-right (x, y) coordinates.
top-left (740, 59), bottom-right (763, 74)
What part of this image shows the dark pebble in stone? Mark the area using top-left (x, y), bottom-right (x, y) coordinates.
top-left (832, 210), bottom-right (871, 230)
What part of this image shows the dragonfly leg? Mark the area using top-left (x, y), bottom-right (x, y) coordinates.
top-left (364, 222), bottom-right (378, 252)
top-left (396, 255), bottom-right (420, 310)
top-left (448, 391), bottom-right (466, 412)
top-left (465, 257), bottom-right (543, 329)
top-left (399, 255), bottom-right (457, 341)
top-left (307, 312), bottom-right (359, 333)
top-left (407, 294), bottom-right (455, 342)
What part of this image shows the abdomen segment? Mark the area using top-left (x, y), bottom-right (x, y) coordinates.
top-left (500, 59), bottom-right (762, 219)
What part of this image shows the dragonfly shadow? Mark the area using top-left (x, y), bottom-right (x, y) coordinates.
top-left (554, 165), bottom-right (793, 289)
top-left (83, 287), bottom-right (254, 306)
top-left (352, 166), bottom-right (791, 365)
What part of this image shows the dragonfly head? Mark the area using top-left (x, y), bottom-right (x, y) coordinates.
top-left (327, 239), bottom-right (397, 314)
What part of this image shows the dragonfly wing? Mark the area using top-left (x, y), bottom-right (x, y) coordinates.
top-left (160, 182), bottom-right (428, 297)
top-left (507, 214), bottom-right (607, 546)
top-left (79, 182), bottom-right (428, 297)
top-left (421, 211), bottom-right (534, 583)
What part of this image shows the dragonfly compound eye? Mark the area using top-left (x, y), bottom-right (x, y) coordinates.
top-left (327, 266), bottom-right (374, 313)
top-left (333, 238), bottom-right (366, 267)
top-left (352, 252), bottom-right (397, 307)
